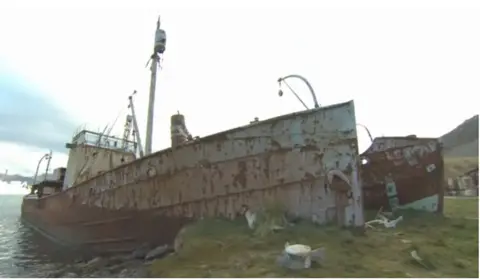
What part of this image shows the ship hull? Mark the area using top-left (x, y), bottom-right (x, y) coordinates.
top-left (361, 137), bottom-right (445, 213)
top-left (21, 195), bottom-right (189, 253)
top-left (21, 100), bottom-right (364, 253)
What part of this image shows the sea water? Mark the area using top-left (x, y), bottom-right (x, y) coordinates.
top-left (0, 181), bottom-right (79, 277)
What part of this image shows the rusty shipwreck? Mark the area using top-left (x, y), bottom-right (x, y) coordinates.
top-left (22, 100), bottom-right (366, 253)
top-left (361, 136), bottom-right (445, 213)
top-left (21, 17), bottom-right (445, 255)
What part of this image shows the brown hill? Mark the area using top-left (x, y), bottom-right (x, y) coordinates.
top-left (439, 114), bottom-right (478, 179)
top-left (440, 115), bottom-right (478, 158)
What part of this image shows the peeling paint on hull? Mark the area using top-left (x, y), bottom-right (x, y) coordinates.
top-left (21, 100), bottom-right (363, 253)
top-left (361, 137), bottom-right (444, 213)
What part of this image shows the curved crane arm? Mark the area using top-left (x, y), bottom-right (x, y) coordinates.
top-left (356, 123), bottom-right (374, 143)
top-left (277, 74), bottom-right (320, 109)
top-left (33, 153), bottom-right (50, 185)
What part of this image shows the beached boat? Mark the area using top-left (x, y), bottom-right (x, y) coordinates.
top-left (21, 17), bottom-right (367, 253)
top-left (21, 17), bottom-right (445, 255)
top-left (22, 100), bottom-right (364, 253)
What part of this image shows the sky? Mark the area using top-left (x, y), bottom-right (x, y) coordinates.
top-left (0, 0), bottom-right (479, 177)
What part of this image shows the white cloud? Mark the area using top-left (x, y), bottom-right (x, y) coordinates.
top-left (0, 0), bottom-right (479, 174)
top-left (0, 142), bottom-right (68, 175)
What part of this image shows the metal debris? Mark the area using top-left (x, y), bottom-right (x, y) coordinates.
top-left (410, 250), bottom-right (430, 269)
top-left (131, 243), bottom-right (152, 259)
top-left (277, 242), bottom-right (326, 270)
top-left (365, 208), bottom-right (404, 229)
top-left (241, 205), bottom-right (257, 230)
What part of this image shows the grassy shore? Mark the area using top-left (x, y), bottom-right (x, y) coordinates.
top-left (444, 197), bottom-right (478, 219)
top-left (150, 198), bottom-right (478, 278)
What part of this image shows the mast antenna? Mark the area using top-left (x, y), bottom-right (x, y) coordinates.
top-left (144, 15), bottom-right (166, 156)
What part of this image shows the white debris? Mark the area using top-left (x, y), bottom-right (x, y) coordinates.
top-left (377, 214), bottom-right (389, 223)
top-left (384, 216), bottom-right (404, 228)
top-left (365, 215), bottom-right (403, 229)
top-left (410, 250), bottom-right (430, 269)
top-left (410, 250), bottom-right (422, 261)
top-left (277, 242), bottom-right (326, 270)
top-left (243, 208), bottom-right (257, 229)
top-left (365, 208), bottom-right (404, 229)
top-left (284, 242), bottom-right (312, 257)
top-left (326, 169), bottom-right (351, 186)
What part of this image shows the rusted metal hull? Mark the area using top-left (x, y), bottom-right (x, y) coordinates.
top-left (361, 137), bottom-right (445, 213)
top-left (21, 100), bottom-right (364, 253)
top-left (21, 196), bottom-right (189, 253)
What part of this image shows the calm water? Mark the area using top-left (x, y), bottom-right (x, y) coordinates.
top-left (0, 194), bottom-right (82, 278)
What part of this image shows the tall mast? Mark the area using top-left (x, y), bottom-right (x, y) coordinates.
top-left (128, 91), bottom-right (144, 157)
top-left (145, 16), bottom-right (166, 156)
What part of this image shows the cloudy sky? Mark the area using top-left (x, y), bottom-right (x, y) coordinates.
top-left (0, 0), bottom-right (479, 176)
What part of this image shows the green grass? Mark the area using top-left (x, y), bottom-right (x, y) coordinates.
top-left (150, 199), bottom-right (478, 278)
top-left (444, 197), bottom-right (479, 219)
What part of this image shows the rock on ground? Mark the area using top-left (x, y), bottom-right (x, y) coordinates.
top-left (276, 251), bottom-right (307, 270)
top-left (132, 243), bottom-right (153, 259)
top-left (30, 243), bottom-right (177, 278)
top-left (145, 244), bottom-right (171, 260)
top-left (174, 226), bottom-right (188, 253)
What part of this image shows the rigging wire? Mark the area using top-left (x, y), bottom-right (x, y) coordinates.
top-left (145, 54), bottom-right (163, 70)
top-left (282, 80), bottom-right (310, 110)
top-left (105, 106), bottom-right (126, 138)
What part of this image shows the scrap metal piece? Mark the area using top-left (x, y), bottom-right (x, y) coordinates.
top-left (361, 137), bottom-right (444, 213)
top-left (277, 242), bottom-right (326, 270)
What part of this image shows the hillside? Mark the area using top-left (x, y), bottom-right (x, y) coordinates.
top-left (443, 157), bottom-right (478, 179)
top-left (439, 114), bottom-right (478, 179)
top-left (440, 115), bottom-right (478, 158)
